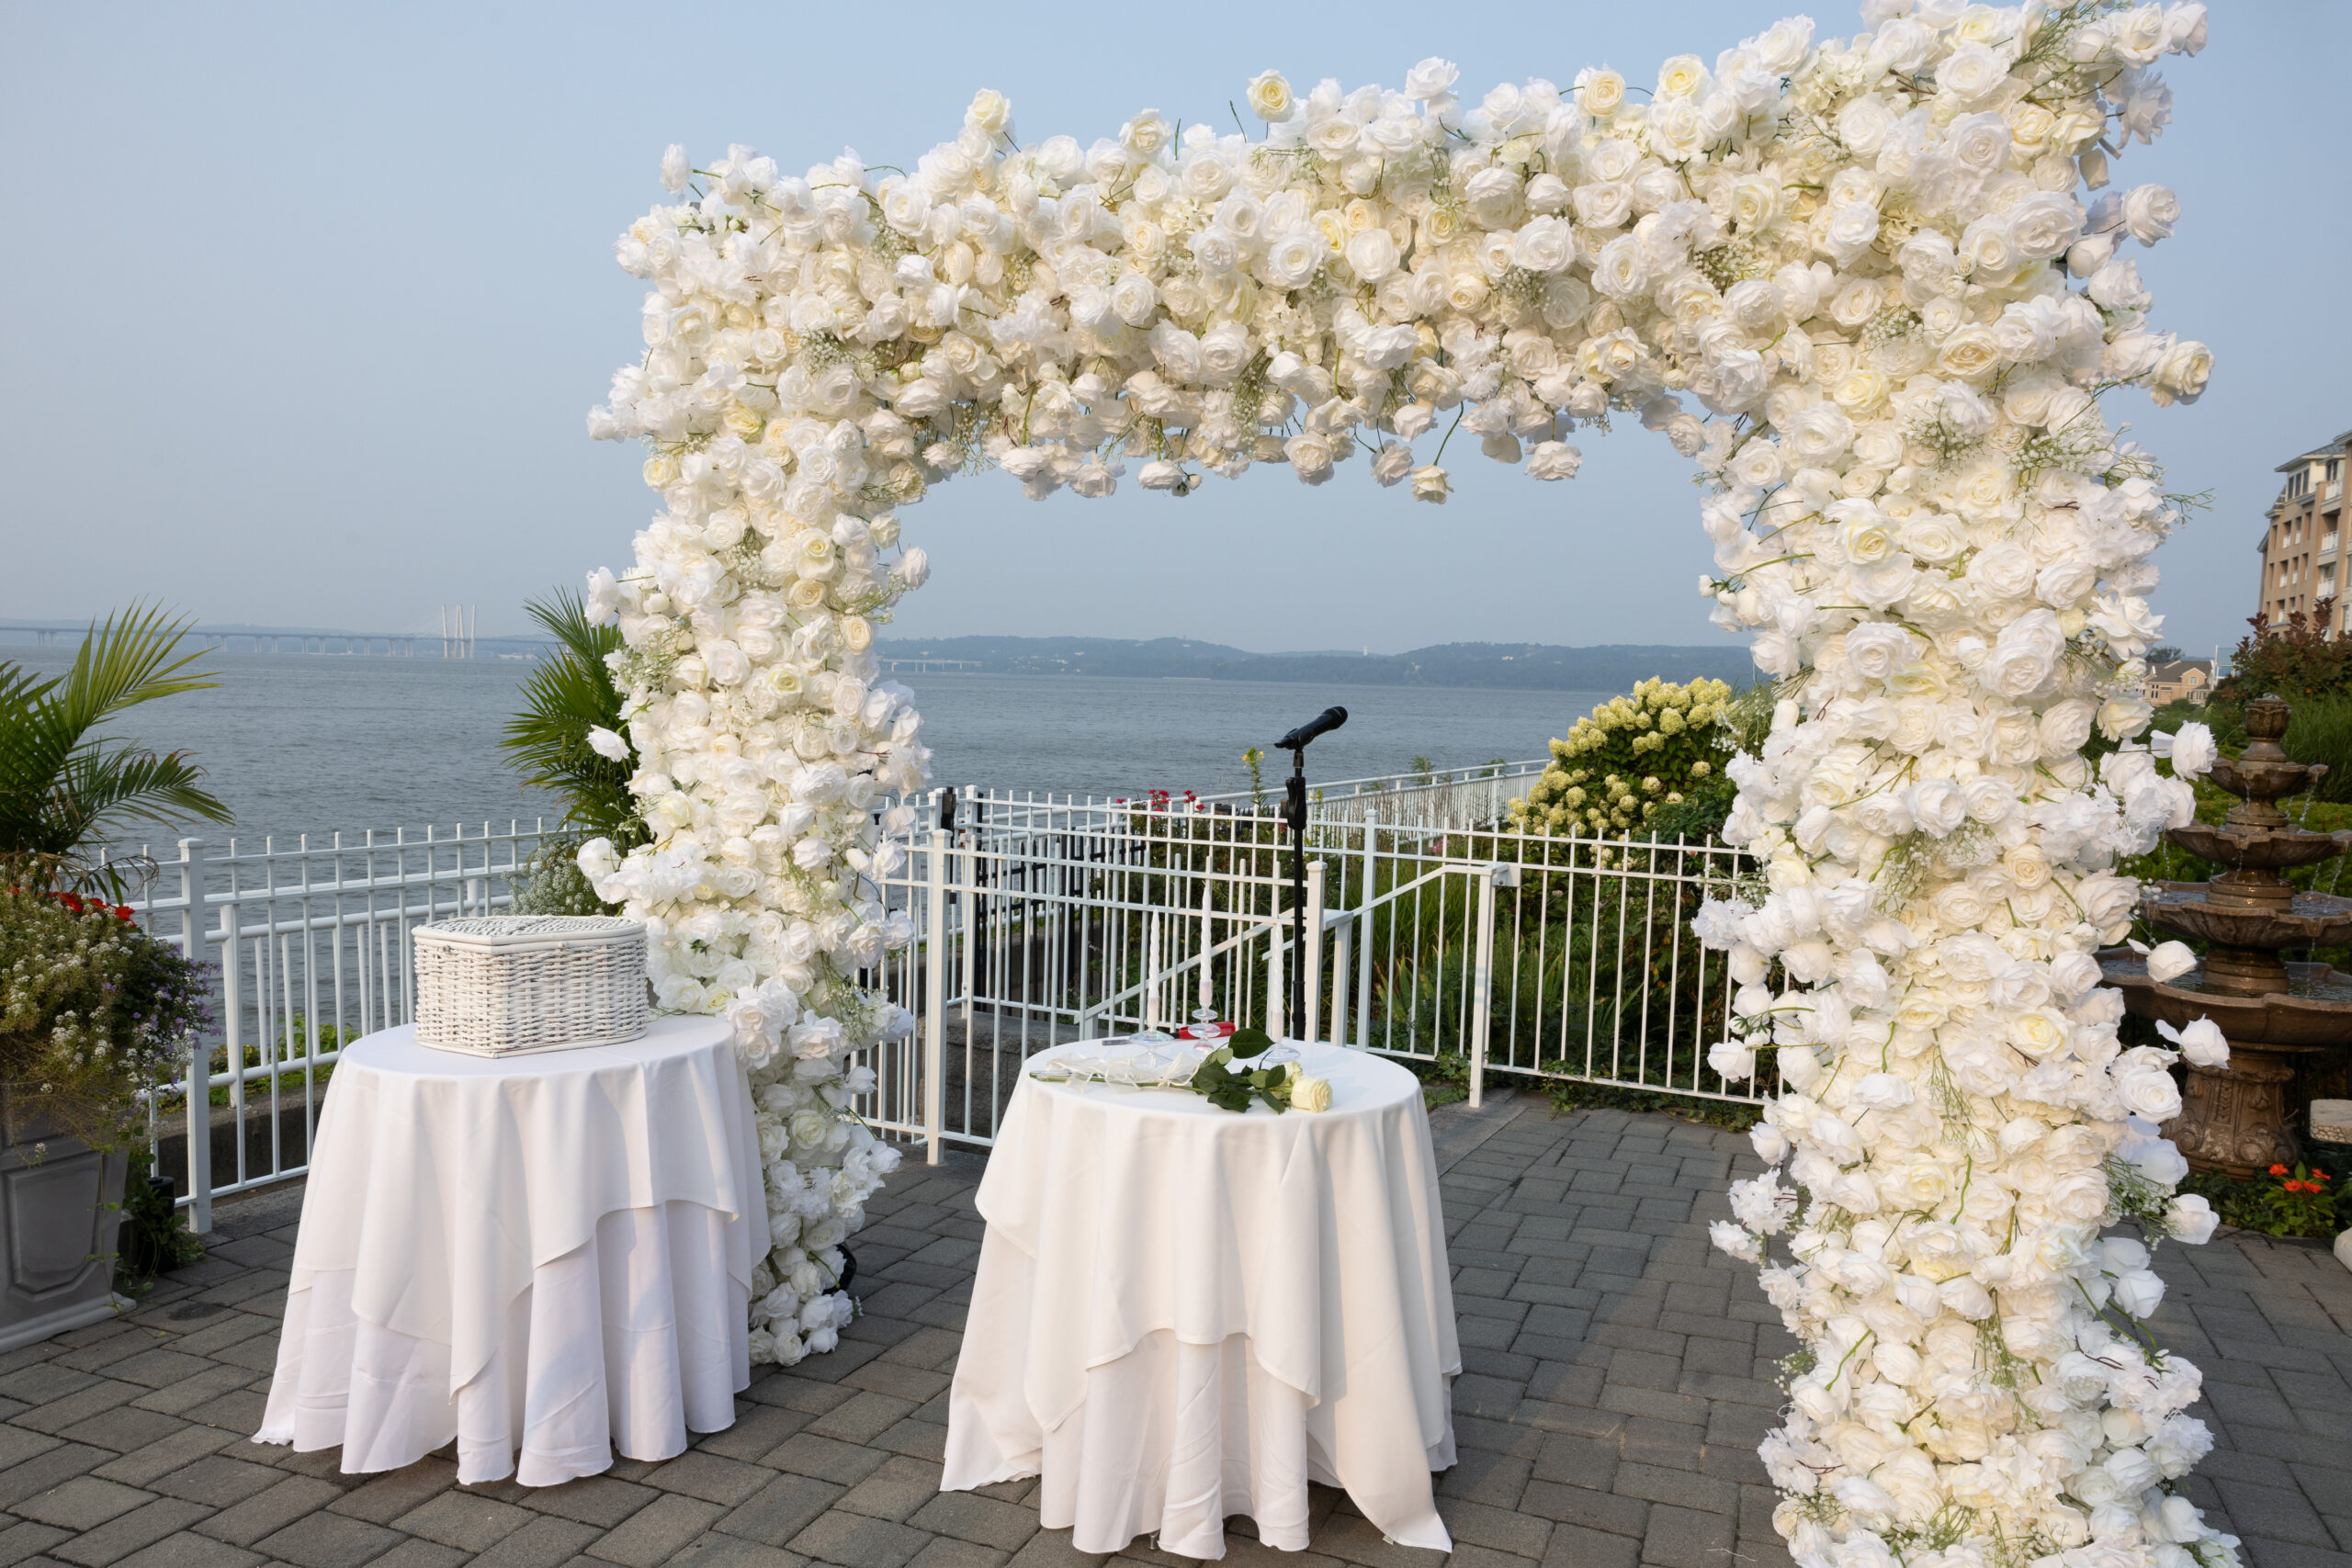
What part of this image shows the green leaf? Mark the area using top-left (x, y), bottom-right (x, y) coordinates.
top-left (1229, 1026), bottom-right (1274, 1058)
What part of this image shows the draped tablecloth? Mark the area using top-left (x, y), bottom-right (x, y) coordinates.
top-left (255, 1017), bottom-right (766, 1486)
top-left (944, 1042), bottom-right (1458, 1559)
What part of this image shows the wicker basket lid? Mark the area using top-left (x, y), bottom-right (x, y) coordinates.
top-left (413, 915), bottom-right (645, 950)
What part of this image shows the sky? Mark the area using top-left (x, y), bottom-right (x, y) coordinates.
top-left (3, 1), bottom-right (2341, 659)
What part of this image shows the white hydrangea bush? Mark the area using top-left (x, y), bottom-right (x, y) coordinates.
top-left (580, 2), bottom-right (2237, 1551)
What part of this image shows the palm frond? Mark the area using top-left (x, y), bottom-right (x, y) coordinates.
top-left (39, 745), bottom-right (231, 853)
top-left (501, 588), bottom-right (645, 846)
top-left (0, 604), bottom-right (229, 894)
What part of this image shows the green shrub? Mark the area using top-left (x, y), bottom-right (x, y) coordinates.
top-left (2216, 607), bottom-right (2352, 704)
top-left (2281, 693), bottom-right (2352, 803)
top-left (1510, 678), bottom-right (1736, 836)
top-left (0, 888), bottom-right (210, 1145)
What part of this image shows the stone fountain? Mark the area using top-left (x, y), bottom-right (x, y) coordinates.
top-left (2100, 695), bottom-right (2352, 1177)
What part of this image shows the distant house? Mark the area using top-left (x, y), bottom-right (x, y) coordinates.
top-left (2147, 658), bottom-right (2212, 706)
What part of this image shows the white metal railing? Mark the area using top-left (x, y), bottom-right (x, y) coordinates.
top-left (121, 821), bottom-right (558, 1229)
top-left (107, 760), bottom-right (1743, 1213)
top-left (865, 794), bottom-right (1762, 1162)
top-left (918, 758), bottom-right (1548, 843)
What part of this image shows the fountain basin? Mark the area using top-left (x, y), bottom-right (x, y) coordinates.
top-left (2209, 753), bottom-right (2328, 806)
top-left (2097, 951), bottom-right (2352, 1046)
top-left (2164, 823), bottom-right (2352, 872)
top-left (2143, 884), bottom-right (2352, 950)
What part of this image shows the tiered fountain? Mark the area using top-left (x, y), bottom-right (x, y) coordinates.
top-left (2100, 695), bottom-right (2352, 1176)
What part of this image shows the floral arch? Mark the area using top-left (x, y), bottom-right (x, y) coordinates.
top-left (577, 5), bottom-right (2230, 1566)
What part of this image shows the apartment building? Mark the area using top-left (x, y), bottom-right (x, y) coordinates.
top-left (2257, 432), bottom-right (2352, 630)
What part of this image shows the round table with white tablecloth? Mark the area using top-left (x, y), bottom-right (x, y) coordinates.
top-left (254, 1016), bottom-right (767, 1486)
top-left (942, 1041), bottom-right (1459, 1560)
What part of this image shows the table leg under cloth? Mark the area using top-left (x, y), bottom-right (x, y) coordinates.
top-left (258, 1200), bottom-right (749, 1486)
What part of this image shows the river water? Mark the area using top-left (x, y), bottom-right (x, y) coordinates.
top-left (6, 648), bottom-right (1612, 844)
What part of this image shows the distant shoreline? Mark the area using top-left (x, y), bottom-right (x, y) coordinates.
top-left (876, 637), bottom-right (1751, 694)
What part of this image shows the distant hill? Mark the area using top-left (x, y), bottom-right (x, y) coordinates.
top-left (876, 637), bottom-right (1752, 691)
top-left (876, 636), bottom-right (1249, 678)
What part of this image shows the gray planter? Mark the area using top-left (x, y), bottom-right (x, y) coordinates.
top-left (0, 1093), bottom-right (131, 1353)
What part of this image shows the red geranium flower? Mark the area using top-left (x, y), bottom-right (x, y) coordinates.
top-left (2284, 1180), bottom-right (2306, 1193)
top-left (2270, 1163), bottom-right (2290, 1177)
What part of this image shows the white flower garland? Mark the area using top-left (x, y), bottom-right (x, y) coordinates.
top-left (581, 6), bottom-right (2236, 1559)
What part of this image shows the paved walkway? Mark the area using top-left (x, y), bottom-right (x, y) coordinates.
top-left (4, 1100), bottom-right (2349, 1568)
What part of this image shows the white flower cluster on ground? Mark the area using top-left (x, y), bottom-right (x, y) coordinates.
top-left (579, 6), bottom-right (2233, 1550)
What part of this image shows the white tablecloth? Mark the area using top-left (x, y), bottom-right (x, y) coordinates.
top-left (944, 1043), bottom-right (1458, 1559)
top-left (255, 1017), bottom-right (767, 1485)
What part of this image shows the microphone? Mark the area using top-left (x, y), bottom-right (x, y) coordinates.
top-left (1276, 705), bottom-right (1349, 750)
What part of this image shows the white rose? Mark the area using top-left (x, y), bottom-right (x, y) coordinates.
top-left (1527, 442), bottom-right (1583, 480)
top-left (2157, 1016), bottom-right (2229, 1068)
top-left (2151, 339), bottom-right (2213, 406)
top-left (2144, 942), bottom-right (2197, 984)
top-left (1247, 70), bottom-right (1295, 122)
top-left (1405, 57), bottom-right (1459, 102)
top-left (2122, 183), bottom-right (2180, 244)
top-left (2118, 1066), bottom-right (2184, 1122)
top-left (1843, 623), bottom-right (1917, 682)
top-left (2008, 1008), bottom-right (2071, 1057)
top-left (1577, 66), bottom-right (1626, 117)
top-left (2165, 1193), bottom-right (2218, 1245)
top-left (1111, 274), bottom-right (1159, 328)
top-left (1510, 218), bottom-right (1574, 275)
top-left (1283, 431), bottom-right (1336, 485)
top-left (1936, 41), bottom-right (2007, 104)
top-left (1824, 202), bottom-right (1881, 264)
top-left (1291, 1074), bottom-right (1332, 1112)
top-left (1344, 227), bottom-right (1399, 283)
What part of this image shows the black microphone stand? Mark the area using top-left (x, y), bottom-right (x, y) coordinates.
top-left (1283, 750), bottom-right (1308, 1043)
top-left (1272, 705), bottom-right (1346, 1043)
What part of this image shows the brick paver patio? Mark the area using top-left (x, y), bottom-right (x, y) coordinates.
top-left (6, 1097), bottom-right (2349, 1568)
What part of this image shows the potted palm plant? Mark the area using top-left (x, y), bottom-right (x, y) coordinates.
top-left (0, 606), bottom-right (228, 1347)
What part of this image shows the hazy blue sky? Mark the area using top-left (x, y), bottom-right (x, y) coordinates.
top-left (3, 1), bottom-right (2340, 657)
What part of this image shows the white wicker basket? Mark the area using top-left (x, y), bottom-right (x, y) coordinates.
top-left (411, 916), bottom-right (650, 1056)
